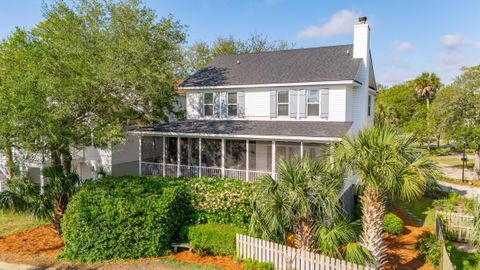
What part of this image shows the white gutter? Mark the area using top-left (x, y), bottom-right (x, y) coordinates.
top-left (131, 130), bottom-right (343, 143)
top-left (179, 80), bottom-right (362, 90)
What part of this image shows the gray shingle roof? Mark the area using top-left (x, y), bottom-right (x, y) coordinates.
top-left (136, 120), bottom-right (352, 140)
top-left (180, 44), bottom-right (362, 87)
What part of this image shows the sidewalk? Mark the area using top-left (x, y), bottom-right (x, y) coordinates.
top-left (438, 180), bottom-right (480, 199)
top-left (0, 261), bottom-right (38, 270)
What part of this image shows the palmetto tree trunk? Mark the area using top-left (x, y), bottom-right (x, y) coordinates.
top-left (360, 185), bottom-right (387, 269)
top-left (293, 216), bottom-right (316, 252)
top-left (53, 194), bottom-right (69, 235)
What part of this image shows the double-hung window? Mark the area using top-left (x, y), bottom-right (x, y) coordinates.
top-left (277, 90), bottom-right (289, 116)
top-left (204, 93), bottom-right (213, 116)
top-left (228, 92), bottom-right (237, 117)
top-left (307, 90), bottom-right (319, 116)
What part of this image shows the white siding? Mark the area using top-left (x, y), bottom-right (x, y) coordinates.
top-left (185, 85), bottom-right (349, 122)
top-left (326, 87), bottom-right (346, 121)
top-left (245, 90), bottom-right (270, 119)
top-left (345, 87), bottom-right (353, 122)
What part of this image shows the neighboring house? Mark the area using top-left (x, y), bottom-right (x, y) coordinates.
top-left (134, 16), bottom-right (376, 211)
top-left (0, 137), bottom-right (140, 191)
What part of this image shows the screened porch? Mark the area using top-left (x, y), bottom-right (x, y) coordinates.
top-left (139, 136), bottom-right (328, 181)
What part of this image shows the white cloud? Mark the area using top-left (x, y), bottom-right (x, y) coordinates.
top-left (439, 51), bottom-right (468, 71)
top-left (440, 34), bottom-right (466, 48)
top-left (392, 40), bottom-right (413, 52)
top-left (298, 9), bottom-right (360, 39)
top-left (377, 72), bottom-right (414, 86)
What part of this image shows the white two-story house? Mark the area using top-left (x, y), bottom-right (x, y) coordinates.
top-left (135, 16), bottom-right (376, 189)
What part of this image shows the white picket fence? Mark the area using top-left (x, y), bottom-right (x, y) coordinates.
top-left (236, 234), bottom-right (374, 270)
top-left (436, 211), bottom-right (477, 242)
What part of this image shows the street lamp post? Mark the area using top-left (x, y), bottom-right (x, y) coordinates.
top-left (461, 137), bottom-right (467, 183)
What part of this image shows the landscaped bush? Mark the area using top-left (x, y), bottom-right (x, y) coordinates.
top-left (433, 191), bottom-right (476, 214)
top-left (186, 177), bottom-right (254, 227)
top-left (383, 213), bottom-right (404, 235)
top-left (416, 231), bottom-right (441, 267)
top-left (183, 223), bottom-right (245, 256)
top-left (61, 176), bottom-right (192, 262)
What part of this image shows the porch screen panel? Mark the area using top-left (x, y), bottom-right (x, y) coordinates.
top-left (201, 139), bottom-right (222, 168)
top-left (303, 143), bottom-right (326, 161)
top-left (248, 141), bottom-right (272, 172)
top-left (180, 138), bottom-right (200, 166)
top-left (165, 137), bottom-right (178, 164)
top-left (141, 136), bottom-right (163, 163)
top-left (225, 140), bottom-right (246, 170)
top-left (275, 142), bottom-right (301, 170)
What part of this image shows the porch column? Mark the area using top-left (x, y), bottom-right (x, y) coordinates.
top-left (39, 165), bottom-right (45, 195)
top-left (162, 136), bottom-right (166, 177)
top-left (177, 137), bottom-right (181, 177)
top-left (300, 141), bottom-right (304, 159)
top-left (138, 136), bottom-right (142, 176)
top-left (272, 140), bottom-right (276, 178)
top-left (221, 138), bottom-right (225, 178)
top-left (246, 140), bottom-right (250, 181)
top-left (199, 138), bottom-right (202, 177)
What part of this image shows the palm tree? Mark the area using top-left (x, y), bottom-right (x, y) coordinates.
top-left (414, 72), bottom-right (441, 110)
top-left (334, 127), bottom-right (439, 269)
top-left (414, 72), bottom-right (442, 148)
top-left (250, 157), bottom-right (371, 265)
top-left (0, 165), bottom-right (81, 234)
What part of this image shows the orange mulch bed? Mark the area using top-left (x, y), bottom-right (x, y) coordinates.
top-left (0, 224), bottom-right (64, 266)
top-left (384, 206), bottom-right (435, 270)
top-left (169, 251), bottom-right (244, 270)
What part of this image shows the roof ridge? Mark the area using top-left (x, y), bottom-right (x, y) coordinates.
top-left (215, 44), bottom-right (353, 58)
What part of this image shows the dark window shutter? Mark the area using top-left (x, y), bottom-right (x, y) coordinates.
top-left (289, 90), bottom-right (298, 118)
top-left (270, 90), bottom-right (277, 118)
top-left (298, 89), bottom-right (306, 118)
top-left (237, 91), bottom-right (245, 118)
top-left (321, 89), bottom-right (329, 118)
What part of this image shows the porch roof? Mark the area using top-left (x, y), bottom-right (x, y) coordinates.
top-left (135, 120), bottom-right (352, 141)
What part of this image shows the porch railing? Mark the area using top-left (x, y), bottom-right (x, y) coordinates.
top-left (140, 162), bottom-right (274, 181)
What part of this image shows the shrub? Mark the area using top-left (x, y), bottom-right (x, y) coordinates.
top-left (383, 213), bottom-right (404, 235)
top-left (61, 176), bottom-right (192, 261)
top-left (186, 177), bottom-right (254, 227)
top-left (243, 258), bottom-right (274, 270)
top-left (416, 231), bottom-right (441, 267)
top-left (184, 223), bottom-right (245, 256)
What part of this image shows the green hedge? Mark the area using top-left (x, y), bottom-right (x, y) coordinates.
top-left (183, 223), bottom-right (245, 256)
top-left (186, 177), bottom-right (254, 227)
top-left (383, 213), bottom-right (404, 235)
top-left (61, 176), bottom-right (192, 261)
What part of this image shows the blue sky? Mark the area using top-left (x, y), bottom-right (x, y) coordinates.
top-left (1, 0), bottom-right (479, 85)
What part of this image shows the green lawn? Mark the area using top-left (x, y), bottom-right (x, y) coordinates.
top-left (0, 211), bottom-right (48, 236)
top-left (428, 154), bottom-right (474, 169)
top-left (447, 244), bottom-right (480, 270)
top-left (396, 197), bottom-right (436, 228)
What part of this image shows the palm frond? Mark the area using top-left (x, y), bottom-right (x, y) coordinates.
top-left (344, 242), bottom-right (374, 266)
